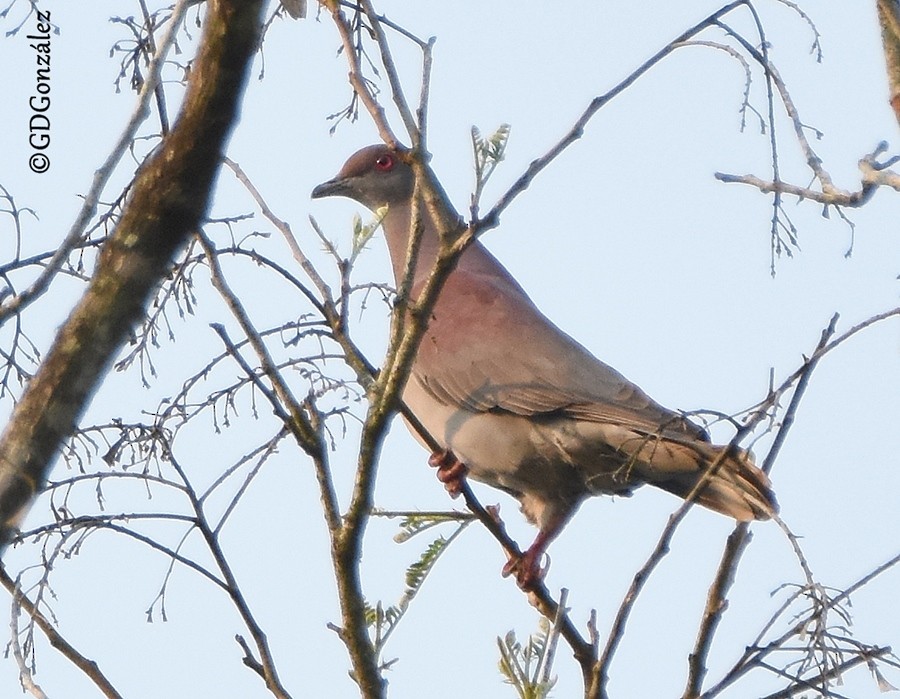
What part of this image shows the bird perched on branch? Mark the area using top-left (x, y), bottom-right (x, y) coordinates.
top-left (312, 144), bottom-right (776, 588)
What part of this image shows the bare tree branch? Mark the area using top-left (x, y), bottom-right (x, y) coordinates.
top-left (684, 523), bottom-right (753, 698)
top-left (167, 453), bottom-right (294, 699)
top-left (716, 141), bottom-right (900, 207)
top-left (1, 565), bottom-right (125, 699)
top-left (474, 0), bottom-right (754, 235)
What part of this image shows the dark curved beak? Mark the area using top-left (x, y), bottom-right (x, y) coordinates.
top-left (311, 177), bottom-right (346, 199)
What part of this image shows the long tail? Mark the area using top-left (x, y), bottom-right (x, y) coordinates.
top-left (592, 424), bottom-right (778, 520)
top-left (651, 442), bottom-right (777, 521)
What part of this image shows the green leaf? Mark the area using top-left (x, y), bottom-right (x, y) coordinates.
top-left (471, 123), bottom-right (512, 209)
top-left (350, 205), bottom-right (388, 263)
top-left (393, 511), bottom-right (466, 543)
top-left (496, 621), bottom-right (558, 699)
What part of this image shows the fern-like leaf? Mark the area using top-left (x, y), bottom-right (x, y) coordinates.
top-left (471, 123), bottom-right (512, 212)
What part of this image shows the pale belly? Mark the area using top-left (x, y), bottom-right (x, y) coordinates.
top-left (400, 375), bottom-right (638, 529)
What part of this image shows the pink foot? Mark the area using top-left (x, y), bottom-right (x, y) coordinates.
top-left (428, 450), bottom-right (468, 498)
top-left (502, 531), bottom-right (552, 590)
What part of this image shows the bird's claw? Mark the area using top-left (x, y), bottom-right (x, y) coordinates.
top-left (502, 546), bottom-right (550, 590)
top-left (428, 449), bottom-right (468, 498)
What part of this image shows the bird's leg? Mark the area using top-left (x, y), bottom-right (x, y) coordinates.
top-left (428, 449), bottom-right (468, 498)
top-left (501, 528), bottom-right (556, 590)
top-left (502, 502), bottom-right (578, 590)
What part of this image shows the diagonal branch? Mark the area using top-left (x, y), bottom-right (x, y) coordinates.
top-left (683, 523), bottom-right (753, 698)
top-left (357, 0), bottom-right (419, 143)
top-left (323, 0), bottom-right (402, 149)
top-left (0, 564), bottom-right (124, 699)
top-left (167, 453), bottom-right (293, 699)
top-left (696, 309), bottom-right (900, 699)
top-left (682, 313), bottom-right (836, 698)
top-left (475, 0), bottom-right (752, 235)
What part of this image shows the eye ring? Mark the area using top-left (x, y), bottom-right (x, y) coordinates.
top-left (374, 154), bottom-right (395, 171)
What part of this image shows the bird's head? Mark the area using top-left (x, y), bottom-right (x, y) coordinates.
top-left (311, 144), bottom-right (414, 211)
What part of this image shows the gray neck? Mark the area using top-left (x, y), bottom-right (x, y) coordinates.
top-left (380, 199), bottom-right (444, 287)
top-left (380, 199), bottom-right (529, 301)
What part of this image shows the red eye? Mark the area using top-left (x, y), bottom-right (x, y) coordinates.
top-left (374, 154), bottom-right (394, 171)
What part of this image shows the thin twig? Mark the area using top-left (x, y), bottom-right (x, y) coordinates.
top-left (223, 158), bottom-right (329, 314)
top-left (761, 313), bottom-right (838, 474)
top-left (684, 523), bottom-right (752, 698)
top-left (681, 313), bottom-right (840, 697)
top-left (475, 0), bottom-right (750, 236)
top-left (0, 565), bottom-right (125, 699)
top-left (593, 502), bottom-right (694, 699)
top-left (324, 1), bottom-right (401, 148)
top-left (197, 232), bottom-right (324, 461)
top-left (167, 453), bottom-right (293, 699)
top-left (757, 646), bottom-right (892, 699)
top-left (358, 0), bottom-right (419, 143)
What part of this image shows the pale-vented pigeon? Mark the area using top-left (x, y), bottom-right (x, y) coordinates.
top-left (312, 145), bottom-right (776, 587)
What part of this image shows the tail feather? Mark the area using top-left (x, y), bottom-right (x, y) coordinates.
top-left (651, 443), bottom-right (777, 521)
top-left (584, 423), bottom-right (778, 520)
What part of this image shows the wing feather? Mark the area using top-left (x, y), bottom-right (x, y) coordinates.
top-left (413, 264), bottom-right (704, 441)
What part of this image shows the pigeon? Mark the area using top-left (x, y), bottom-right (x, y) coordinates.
top-left (312, 144), bottom-right (776, 588)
